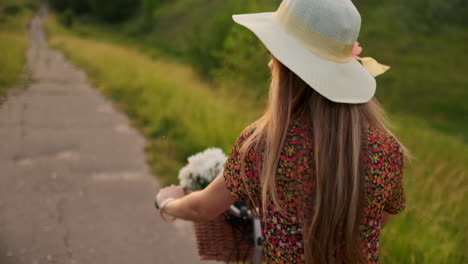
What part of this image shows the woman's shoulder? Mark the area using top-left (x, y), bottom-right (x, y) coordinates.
top-left (367, 126), bottom-right (404, 159)
top-left (232, 123), bottom-right (264, 156)
top-left (235, 124), bottom-right (257, 146)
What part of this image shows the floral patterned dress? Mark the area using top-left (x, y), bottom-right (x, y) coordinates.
top-left (223, 116), bottom-right (405, 263)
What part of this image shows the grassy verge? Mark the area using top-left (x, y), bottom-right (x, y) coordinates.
top-left (45, 16), bottom-right (467, 263)
top-left (45, 17), bottom-right (259, 185)
top-left (0, 1), bottom-right (38, 99)
top-left (357, 2), bottom-right (468, 141)
top-left (67, 0), bottom-right (468, 142)
top-left (380, 116), bottom-right (467, 263)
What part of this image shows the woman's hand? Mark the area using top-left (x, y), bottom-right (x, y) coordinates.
top-left (154, 176), bottom-right (235, 222)
top-left (156, 185), bottom-right (185, 208)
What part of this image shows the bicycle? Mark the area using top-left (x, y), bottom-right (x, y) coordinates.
top-left (156, 199), bottom-right (263, 263)
top-left (224, 200), bottom-right (263, 264)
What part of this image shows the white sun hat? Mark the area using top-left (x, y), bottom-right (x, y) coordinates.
top-left (232, 0), bottom-right (390, 104)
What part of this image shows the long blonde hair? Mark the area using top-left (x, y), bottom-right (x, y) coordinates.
top-left (238, 57), bottom-right (406, 263)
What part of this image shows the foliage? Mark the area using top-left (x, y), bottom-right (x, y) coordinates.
top-left (2, 3), bottom-right (21, 16)
top-left (354, 0), bottom-right (468, 26)
top-left (87, 0), bottom-right (138, 22)
top-left (49, 0), bottom-right (140, 22)
top-left (405, 0), bottom-right (468, 30)
top-left (0, 0), bottom-right (37, 99)
top-left (60, 9), bottom-right (75, 28)
top-left (355, 2), bottom-right (468, 141)
top-left (90, 0), bottom-right (463, 141)
top-left (1, 0), bottom-right (38, 16)
top-left (148, 0), bottom-right (278, 77)
top-left (0, 32), bottom-right (27, 97)
top-left (141, 0), bottom-right (158, 27)
top-left (219, 1), bottom-right (468, 141)
top-left (214, 25), bottom-right (271, 99)
top-left (48, 0), bottom-right (90, 15)
top-left (45, 17), bottom-right (258, 186)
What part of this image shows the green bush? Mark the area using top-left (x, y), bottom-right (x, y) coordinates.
top-left (87, 0), bottom-right (139, 22)
top-left (49, 0), bottom-right (142, 22)
top-left (388, 0), bottom-right (468, 33)
top-left (52, 0), bottom-right (468, 140)
top-left (0, 0), bottom-right (36, 99)
top-left (141, 0), bottom-right (158, 25)
top-left (150, 0), bottom-right (278, 79)
top-left (3, 3), bottom-right (21, 16)
top-left (184, 10), bottom-right (234, 77)
top-left (49, 0), bottom-right (90, 14)
top-left (60, 9), bottom-right (75, 28)
top-left (24, 1), bottom-right (39, 12)
top-left (214, 25), bottom-right (271, 99)
top-left (426, 0), bottom-right (468, 25)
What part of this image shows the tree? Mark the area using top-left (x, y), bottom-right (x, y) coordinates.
top-left (87, 0), bottom-right (139, 22)
top-left (142, 0), bottom-right (158, 25)
top-left (48, 0), bottom-right (90, 14)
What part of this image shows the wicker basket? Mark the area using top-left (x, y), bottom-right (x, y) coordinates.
top-left (194, 211), bottom-right (256, 262)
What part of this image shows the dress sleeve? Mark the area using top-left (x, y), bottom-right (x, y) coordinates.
top-left (383, 141), bottom-right (406, 215)
top-left (223, 129), bottom-right (261, 201)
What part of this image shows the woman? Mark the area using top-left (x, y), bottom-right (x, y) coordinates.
top-left (156, 0), bottom-right (407, 263)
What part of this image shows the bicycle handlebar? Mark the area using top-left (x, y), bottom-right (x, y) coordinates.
top-left (228, 204), bottom-right (256, 219)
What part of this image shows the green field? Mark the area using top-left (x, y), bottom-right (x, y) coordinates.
top-left (0, 0), bottom-right (38, 99)
top-left (45, 17), bottom-right (258, 185)
top-left (44, 0), bottom-right (468, 142)
top-left (87, 0), bottom-right (468, 142)
top-left (45, 13), bottom-right (467, 262)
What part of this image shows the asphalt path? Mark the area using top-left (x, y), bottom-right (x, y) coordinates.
top-left (0, 10), bottom-right (205, 264)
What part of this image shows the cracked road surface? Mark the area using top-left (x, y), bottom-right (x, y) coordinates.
top-left (0, 10), bottom-right (205, 264)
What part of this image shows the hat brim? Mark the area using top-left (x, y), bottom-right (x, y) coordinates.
top-left (233, 12), bottom-right (376, 104)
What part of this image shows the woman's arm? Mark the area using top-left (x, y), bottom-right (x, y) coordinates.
top-left (156, 174), bottom-right (236, 222)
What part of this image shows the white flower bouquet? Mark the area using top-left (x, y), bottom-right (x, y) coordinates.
top-left (181, 148), bottom-right (258, 261)
top-left (178, 148), bottom-right (228, 191)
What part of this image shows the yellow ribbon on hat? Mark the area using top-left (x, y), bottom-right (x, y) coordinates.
top-left (356, 57), bottom-right (390, 77)
top-left (274, 1), bottom-right (390, 77)
top-left (352, 42), bottom-right (390, 77)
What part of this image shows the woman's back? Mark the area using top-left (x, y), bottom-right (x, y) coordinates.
top-left (155, 1), bottom-right (407, 263)
top-left (223, 115), bottom-right (405, 263)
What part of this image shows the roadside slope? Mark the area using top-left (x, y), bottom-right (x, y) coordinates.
top-left (0, 0), bottom-right (38, 99)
